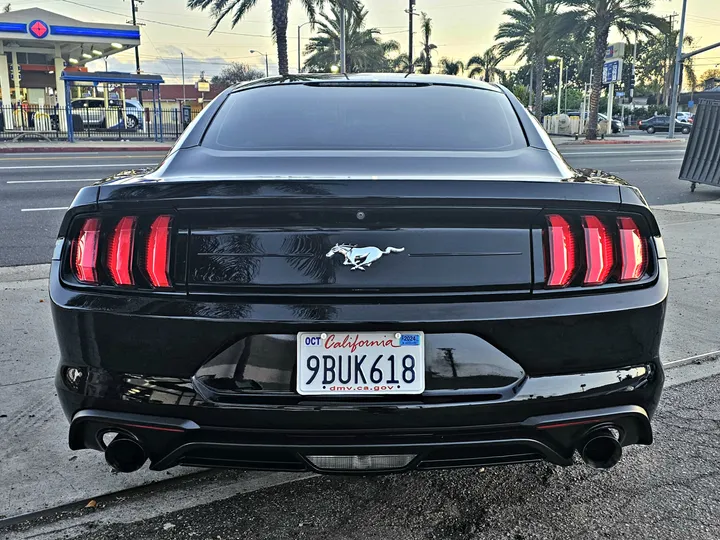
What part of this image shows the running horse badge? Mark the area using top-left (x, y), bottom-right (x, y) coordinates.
top-left (325, 244), bottom-right (405, 271)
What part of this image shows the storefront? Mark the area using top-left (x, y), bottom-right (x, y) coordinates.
top-left (0, 7), bottom-right (140, 129)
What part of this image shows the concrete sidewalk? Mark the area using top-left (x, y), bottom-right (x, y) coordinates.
top-left (0, 200), bottom-right (719, 521)
top-left (0, 141), bottom-right (173, 154)
top-left (551, 133), bottom-right (689, 146)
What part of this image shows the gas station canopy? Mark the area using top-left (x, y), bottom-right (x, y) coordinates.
top-left (0, 7), bottom-right (141, 106)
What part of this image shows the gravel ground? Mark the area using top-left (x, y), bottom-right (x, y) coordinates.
top-left (5, 373), bottom-right (716, 540)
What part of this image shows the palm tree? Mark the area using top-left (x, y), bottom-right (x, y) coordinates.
top-left (438, 58), bottom-right (464, 76)
top-left (495, 0), bottom-right (569, 119)
top-left (467, 46), bottom-right (504, 82)
top-left (418, 12), bottom-right (437, 74)
top-left (304, 3), bottom-right (400, 73)
top-left (187, 0), bottom-right (357, 76)
top-left (563, 0), bottom-right (667, 139)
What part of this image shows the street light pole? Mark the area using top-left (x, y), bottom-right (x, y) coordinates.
top-left (668, 0), bottom-right (688, 139)
top-left (297, 22), bottom-right (311, 74)
top-left (408, 0), bottom-right (416, 73)
top-left (339, 3), bottom-right (347, 73)
top-left (181, 52), bottom-right (186, 105)
top-left (250, 50), bottom-right (270, 77)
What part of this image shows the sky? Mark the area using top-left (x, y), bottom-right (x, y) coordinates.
top-left (10, 0), bottom-right (720, 83)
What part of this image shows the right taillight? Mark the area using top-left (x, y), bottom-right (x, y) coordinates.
top-left (145, 215), bottom-right (173, 288)
top-left (71, 217), bottom-right (101, 284)
top-left (544, 214), bottom-right (648, 289)
top-left (617, 217), bottom-right (647, 282)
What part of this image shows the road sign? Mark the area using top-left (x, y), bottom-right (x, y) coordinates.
top-left (196, 81), bottom-right (210, 93)
top-left (602, 59), bottom-right (624, 85)
top-left (616, 91), bottom-right (625, 97)
top-left (688, 100), bottom-right (695, 108)
top-left (605, 42), bottom-right (625, 60)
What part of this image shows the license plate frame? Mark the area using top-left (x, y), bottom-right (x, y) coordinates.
top-left (296, 331), bottom-right (425, 396)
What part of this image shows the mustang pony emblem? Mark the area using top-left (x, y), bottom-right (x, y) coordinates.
top-left (326, 244), bottom-right (405, 271)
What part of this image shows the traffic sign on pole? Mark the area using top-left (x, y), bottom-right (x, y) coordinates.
top-left (602, 59), bottom-right (624, 85)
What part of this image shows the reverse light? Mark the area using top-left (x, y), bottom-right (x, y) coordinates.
top-left (582, 215), bottom-right (614, 285)
top-left (617, 217), bottom-right (647, 282)
top-left (145, 215), bottom-right (173, 288)
top-left (546, 215), bottom-right (576, 288)
top-left (72, 218), bottom-right (101, 284)
top-left (107, 216), bottom-right (137, 286)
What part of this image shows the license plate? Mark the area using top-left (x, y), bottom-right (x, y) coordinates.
top-left (297, 331), bottom-right (425, 396)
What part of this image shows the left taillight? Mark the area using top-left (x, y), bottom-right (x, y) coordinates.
top-left (71, 217), bottom-right (101, 284)
top-left (66, 214), bottom-right (175, 289)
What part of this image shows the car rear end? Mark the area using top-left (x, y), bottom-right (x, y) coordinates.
top-left (51, 77), bottom-right (666, 474)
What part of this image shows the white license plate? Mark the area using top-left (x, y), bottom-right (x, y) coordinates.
top-left (297, 331), bottom-right (425, 396)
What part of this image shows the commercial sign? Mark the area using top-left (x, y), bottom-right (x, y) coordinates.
top-left (605, 42), bottom-right (625, 60)
top-left (196, 80), bottom-right (210, 93)
top-left (602, 59), bottom-right (624, 85)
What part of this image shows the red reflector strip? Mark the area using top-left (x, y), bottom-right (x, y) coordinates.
top-left (72, 218), bottom-right (101, 284)
top-left (119, 422), bottom-right (184, 433)
top-left (537, 419), bottom-right (601, 430)
top-left (546, 215), bottom-right (576, 288)
top-left (582, 215), bottom-right (614, 285)
top-left (146, 215), bottom-right (173, 288)
top-left (617, 217), bottom-right (647, 282)
top-left (107, 216), bottom-right (137, 286)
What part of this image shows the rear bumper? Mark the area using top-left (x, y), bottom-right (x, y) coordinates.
top-left (70, 404), bottom-right (653, 473)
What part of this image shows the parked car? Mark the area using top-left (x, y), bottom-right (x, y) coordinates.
top-left (638, 115), bottom-right (692, 134)
top-left (53, 74), bottom-right (666, 475)
top-left (566, 111), bottom-right (623, 133)
top-left (676, 112), bottom-right (694, 124)
top-left (71, 98), bottom-right (144, 129)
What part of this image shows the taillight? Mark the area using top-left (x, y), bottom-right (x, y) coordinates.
top-left (617, 217), bottom-right (647, 282)
top-left (106, 216), bottom-right (137, 286)
top-left (544, 214), bottom-right (649, 289)
top-left (545, 215), bottom-right (576, 287)
top-left (582, 215), bottom-right (613, 285)
top-left (145, 215), bottom-right (173, 288)
top-left (71, 218), bottom-right (101, 284)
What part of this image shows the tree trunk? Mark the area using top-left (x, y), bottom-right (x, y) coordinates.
top-left (587, 25), bottom-right (610, 141)
top-left (271, 0), bottom-right (290, 75)
top-left (533, 53), bottom-right (543, 120)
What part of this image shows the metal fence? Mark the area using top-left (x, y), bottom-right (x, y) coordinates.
top-left (679, 99), bottom-right (720, 191)
top-left (0, 104), bottom-right (195, 142)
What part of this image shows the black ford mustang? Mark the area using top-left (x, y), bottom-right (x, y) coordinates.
top-left (52, 74), bottom-right (666, 475)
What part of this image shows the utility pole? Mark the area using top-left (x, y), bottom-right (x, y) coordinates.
top-left (339, 3), bottom-right (346, 73)
top-left (128, 0), bottom-right (143, 105)
top-left (630, 30), bottom-right (637, 124)
top-left (668, 0), bottom-right (688, 139)
top-left (408, 0), bottom-right (416, 73)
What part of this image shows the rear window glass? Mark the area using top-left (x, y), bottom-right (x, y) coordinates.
top-left (204, 84), bottom-right (526, 151)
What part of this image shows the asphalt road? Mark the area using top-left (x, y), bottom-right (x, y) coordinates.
top-left (1, 144), bottom-right (718, 267)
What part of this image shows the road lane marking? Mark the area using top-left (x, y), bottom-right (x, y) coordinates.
top-left (630, 158), bottom-right (684, 162)
top-left (0, 163), bottom-right (154, 170)
top-left (7, 178), bottom-right (98, 184)
top-left (21, 207), bottom-right (69, 212)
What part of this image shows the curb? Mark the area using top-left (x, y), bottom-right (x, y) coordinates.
top-left (557, 139), bottom-right (687, 146)
top-left (0, 146), bottom-right (172, 154)
top-left (0, 264), bottom-right (50, 283)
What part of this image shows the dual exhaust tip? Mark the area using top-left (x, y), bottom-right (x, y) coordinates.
top-left (101, 426), bottom-right (623, 474)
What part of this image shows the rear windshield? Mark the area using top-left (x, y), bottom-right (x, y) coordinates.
top-left (203, 84), bottom-right (527, 151)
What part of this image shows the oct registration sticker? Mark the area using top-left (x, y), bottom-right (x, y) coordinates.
top-left (297, 331), bottom-right (425, 396)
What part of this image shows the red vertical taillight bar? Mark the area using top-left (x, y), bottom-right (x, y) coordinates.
top-left (145, 215), bottom-right (173, 288)
top-left (545, 215), bottom-right (576, 288)
top-left (582, 215), bottom-right (614, 285)
top-left (71, 218), bottom-right (101, 284)
top-left (617, 217), bottom-right (647, 282)
top-left (106, 216), bottom-right (137, 286)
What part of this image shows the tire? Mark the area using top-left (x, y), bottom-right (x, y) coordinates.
top-left (682, 126), bottom-right (690, 135)
top-left (646, 126), bottom-right (656, 134)
top-left (126, 115), bottom-right (139, 129)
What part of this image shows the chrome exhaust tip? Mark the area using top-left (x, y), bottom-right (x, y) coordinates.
top-left (580, 428), bottom-right (622, 469)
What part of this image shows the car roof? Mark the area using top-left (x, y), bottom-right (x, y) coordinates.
top-left (230, 73), bottom-right (501, 93)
